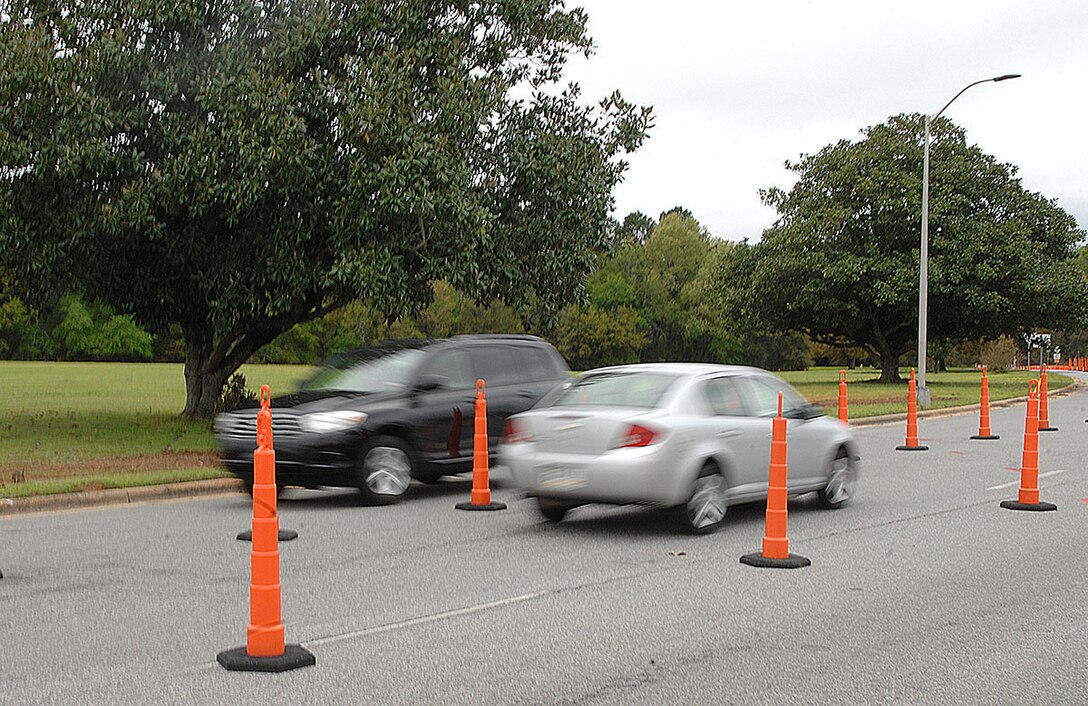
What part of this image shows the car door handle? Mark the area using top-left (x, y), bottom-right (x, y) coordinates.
top-left (716, 430), bottom-right (742, 439)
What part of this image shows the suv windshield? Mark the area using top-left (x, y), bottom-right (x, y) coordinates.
top-left (303, 348), bottom-right (428, 394)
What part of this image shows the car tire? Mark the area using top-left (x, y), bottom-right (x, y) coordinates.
top-left (536, 496), bottom-right (574, 523)
top-left (357, 435), bottom-right (415, 505)
top-left (679, 461), bottom-right (728, 534)
top-left (818, 447), bottom-right (856, 509)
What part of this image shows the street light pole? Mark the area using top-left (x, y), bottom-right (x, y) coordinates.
top-left (916, 73), bottom-right (1020, 406)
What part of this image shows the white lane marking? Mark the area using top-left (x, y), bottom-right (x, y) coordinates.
top-left (986, 469), bottom-right (1066, 491)
top-left (178, 589), bottom-right (555, 674)
top-left (303, 590), bottom-right (552, 648)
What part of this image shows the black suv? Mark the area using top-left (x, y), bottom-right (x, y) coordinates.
top-left (214, 335), bottom-right (570, 503)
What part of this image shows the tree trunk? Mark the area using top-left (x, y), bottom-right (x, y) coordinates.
top-left (182, 333), bottom-right (234, 419)
top-left (878, 347), bottom-right (902, 383)
top-left (178, 297), bottom-right (329, 418)
top-left (180, 318), bottom-right (286, 419)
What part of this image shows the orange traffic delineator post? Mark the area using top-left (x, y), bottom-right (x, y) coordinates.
top-left (1037, 365), bottom-right (1057, 432)
top-left (218, 386), bottom-right (315, 672)
top-left (1001, 380), bottom-right (1057, 512)
top-left (456, 379), bottom-right (507, 511)
top-left (970, 365), bottom-right (1000, 440)
top-left (741, 392), bottom-right (810, 569)
top-left (837, 370), bottom-right (849, 424)
top-left (895, 368), bottom-right (929, 451)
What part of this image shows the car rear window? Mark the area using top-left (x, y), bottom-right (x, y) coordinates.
top-left (548, 371), bottom-right (679, 409)
top-left (520, 346), bottom-right (565, 381)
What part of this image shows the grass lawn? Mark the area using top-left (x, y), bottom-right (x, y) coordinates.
top-left (779, 367), bottom-right (1067, 418)
top-left (1, 361), bottom-right (314, 497)
top-left (0, 361), bottom-right (1072, 498)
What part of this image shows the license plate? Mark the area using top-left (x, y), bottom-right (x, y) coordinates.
top-left (538, 464), bottom-right (586, 490)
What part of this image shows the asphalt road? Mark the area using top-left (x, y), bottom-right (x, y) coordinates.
top-left (2, 378), bottom-right (1086, 705)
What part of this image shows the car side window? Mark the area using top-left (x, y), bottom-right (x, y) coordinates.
top-left (467, 346), bottom-right (521, 386)
top-left (419, 350), bottom-right (475, 389)
top-left (704, 377), bottom-right (746, 417)
top-left (738, 376), bottom-right (805, 417)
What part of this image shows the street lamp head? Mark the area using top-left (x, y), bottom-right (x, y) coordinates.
top-left (992, 74), bottom-right (1022, 82)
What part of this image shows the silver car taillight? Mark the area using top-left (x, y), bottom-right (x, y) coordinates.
top-left (503, 418), bottom-right (534, 443)
top-left (614, 423), bottom-right (657, 449)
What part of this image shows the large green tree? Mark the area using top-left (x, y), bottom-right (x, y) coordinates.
top-left (589, 212), bottom-right (734, 362)
top-left (744, 113), bottom-right (1085, 382)
top-left (0, 0), bottom-right (651, 416)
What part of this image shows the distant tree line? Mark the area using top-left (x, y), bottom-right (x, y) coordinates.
top-left (7, 200), bottom-right (1080, 376)
top-left (0, 208), bottom-right (807, 370)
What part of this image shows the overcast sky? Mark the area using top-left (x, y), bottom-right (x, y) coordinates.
top-left (564, 0), bottom-right (1087, 242)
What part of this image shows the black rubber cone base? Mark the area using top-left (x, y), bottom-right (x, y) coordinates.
top-left (970, 434), bottom-right (1000, 440)
top-left (217, 644), bottom-right (315, 672)
top-left (455, 501), bottom-right (508, 511)
top-left (236, 529), bottom-right (299, 542)
top-left (895, 444), bottom-right (929, 451)
top-left (740, 552), bottom-right (811, 569)
top-left (1000, 500), bottom-right (1058, 512)
top-left (1039, 427), bottom-right (1059, 432)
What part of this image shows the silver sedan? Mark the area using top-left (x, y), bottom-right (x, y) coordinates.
top-left (499, 363), bottom-right (859, 533)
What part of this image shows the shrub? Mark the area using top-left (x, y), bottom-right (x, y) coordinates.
top-left (739, 331), bottom-right (812, 371)
top-left (48, 295), bottom-right (153, 361)
top-left (979, 336), bottom-right (1018, 371)
top-left (0, 294), bottom-right (44, 359)
top-left (216, 373), bottom-right (259, 414)
top-left (555, 305), bottom-right (646, 370)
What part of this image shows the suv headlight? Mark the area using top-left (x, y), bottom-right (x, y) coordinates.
top-left (299, 411), bottom-right (368, 434)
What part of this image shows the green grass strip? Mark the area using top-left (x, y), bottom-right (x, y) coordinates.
top-left (0, 467), bottom-right (232, 498)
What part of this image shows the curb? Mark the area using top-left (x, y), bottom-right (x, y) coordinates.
top-left (849, 378), bottom-right (1084, 427)
top-left (0, 477), bottom-right (244, 517)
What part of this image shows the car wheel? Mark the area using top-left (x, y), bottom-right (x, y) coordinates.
top-left (357, 436), bottom-right (414, 505)
top-left (536, 497), bottom-right (573, 523)
top-left (818, 447), bottom-right (856, 509)
top-left (680, 461), bottom-right (727, 534)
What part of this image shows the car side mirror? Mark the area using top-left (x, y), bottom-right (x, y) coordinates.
top-left (414, 374), bottom-right (450, 393)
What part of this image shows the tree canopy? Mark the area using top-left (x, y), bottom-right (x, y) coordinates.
top-left (742, 113), bottom-right (1085, 382)
top-left (0, 0), bottom-right (651, 416)
top-left (551, 212), bottom-right (754, 368)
